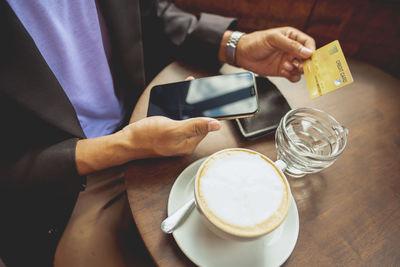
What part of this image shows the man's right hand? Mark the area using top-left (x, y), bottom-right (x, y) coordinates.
top-left (75, 116), bottom-right (221, 175)
top-left (121, 116), bottom-right (221, 158)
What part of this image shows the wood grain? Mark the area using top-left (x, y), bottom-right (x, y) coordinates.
top-left (125, 60), bottom-right (400, 266)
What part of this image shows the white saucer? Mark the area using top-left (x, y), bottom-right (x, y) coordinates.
top-left (167, 158), bottom-right (299, 267)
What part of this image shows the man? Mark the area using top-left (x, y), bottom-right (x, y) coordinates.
top-left (0, 0), bottom-right (315, 266)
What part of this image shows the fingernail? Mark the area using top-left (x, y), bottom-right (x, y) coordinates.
top-left (300, 47), bottom-right (313, 56)
top-left (208, 120), bottom-right (221, 132)
top-left (185, 76), bottom-right (195, 81)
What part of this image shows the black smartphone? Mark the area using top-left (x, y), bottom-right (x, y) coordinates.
top-left (236, 76), bottom-right (291, 139)
top-left (147, 72), bottom-right (259, 120)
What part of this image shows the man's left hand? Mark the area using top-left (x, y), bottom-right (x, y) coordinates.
top-left (221, 27), bottom-right (316, 82)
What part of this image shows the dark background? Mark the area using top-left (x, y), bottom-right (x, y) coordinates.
top-left (169, 0), bottom-right (400, 78)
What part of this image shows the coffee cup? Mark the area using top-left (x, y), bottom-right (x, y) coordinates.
top-left (194, 148), bottom-right (291, 241)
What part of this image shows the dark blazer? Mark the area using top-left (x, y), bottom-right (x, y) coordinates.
top-left (0, 0), bottom-right (234, 266)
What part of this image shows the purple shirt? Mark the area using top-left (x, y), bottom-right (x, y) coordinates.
top-left (7, 0), bottom-right (125, 138)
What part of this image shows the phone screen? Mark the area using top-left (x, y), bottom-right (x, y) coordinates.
top-left (147, 72), bottom-right (258, 120)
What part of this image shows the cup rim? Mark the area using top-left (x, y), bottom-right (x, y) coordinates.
top-left (280, 107), bottom-right (348, 161)
top-left (194, 148), bottom-right (291, 239)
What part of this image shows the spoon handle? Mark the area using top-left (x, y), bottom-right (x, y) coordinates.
top-left (161, 198), bottom-right (195, 234)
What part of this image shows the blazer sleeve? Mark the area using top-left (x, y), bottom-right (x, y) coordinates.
top-left (0, 136), bottom-right (84, 266)
top-left (0, 139), bottom-right (83, 266)
top-left (0, 93), bottom-right (84, 266)
top-left (157, 1), bottom-right (237, 71)
top-left (0, 139), bottom-right (83, 194)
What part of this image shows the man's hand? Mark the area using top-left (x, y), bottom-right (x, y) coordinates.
top-left (220, 27), bottom-right (316, 82)
top-left (75, 116), bottom-right (221, 175)
top-left (121, 116), bottom-right (221, 158)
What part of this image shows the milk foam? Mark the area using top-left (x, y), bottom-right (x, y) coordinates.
top-left (199, 151), bottom-right (284, 227)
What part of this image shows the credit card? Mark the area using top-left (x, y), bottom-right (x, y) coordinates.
top-left (303, 40), bottom-right (353, 98)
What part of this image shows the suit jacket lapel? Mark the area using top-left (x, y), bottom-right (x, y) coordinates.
top-left (0, 1), bottom-right (85, 138)
top-left (98, 0), bottom-right (146, 91)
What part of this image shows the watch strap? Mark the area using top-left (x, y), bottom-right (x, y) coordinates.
top-left (226, 31), bottom-right (245, 66)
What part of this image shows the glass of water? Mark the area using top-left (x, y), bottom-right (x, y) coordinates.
top-left (275, 107), bottom-right (348, 178)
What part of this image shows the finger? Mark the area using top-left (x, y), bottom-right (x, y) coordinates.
top-left (280, 69), bottom-right (291, 79)
top-left (288, 73), bottom-right (301, 82)
top-left (208, 120), bottom-right (221, 132)
top-left (185, 76), bottom-right (195, 81)
top-left (292, 59), bottom-right (301, 69)
top-left (281, 69), bottom-right (301, 83)
top-left (181, 118), bottom-right (221, 137)
top-left (287, 28), bottom-right (316, 51)
top-left (292, 59), bottom-right (304, 72)
top-left (282, 61), bottom-right (295, 72)
top-left (298, 62), bottom-right (304, 72)
top-left (270, 32), bottom-right (314, 59)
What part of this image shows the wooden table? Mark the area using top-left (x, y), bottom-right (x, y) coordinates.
top-left (125, 59), bottom-right (400, 266)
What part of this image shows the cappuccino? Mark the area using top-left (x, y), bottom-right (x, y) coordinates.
top-left (195, 149), bottom-right (290, 238)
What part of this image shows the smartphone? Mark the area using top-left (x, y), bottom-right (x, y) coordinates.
top-left (147, 72), bottom-right (259, 120)
top-left (236, 76), bottom-right (291, 139)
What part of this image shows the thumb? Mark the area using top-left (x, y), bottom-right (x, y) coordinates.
top-left (182, 118), bottom-right (221, 137)
top-left (271, 33), bottom-right (314, 59)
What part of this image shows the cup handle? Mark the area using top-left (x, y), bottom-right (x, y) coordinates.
top-left (274, 160), bottom-right (287, 172)
top-left (334, 125), bottom-right (349, 136)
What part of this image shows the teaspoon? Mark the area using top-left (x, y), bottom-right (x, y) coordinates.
top-left (161, 198), bottom-right (195, 234)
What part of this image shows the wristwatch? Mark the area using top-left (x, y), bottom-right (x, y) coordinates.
top-left (226, 31), bottom-right (245, 66)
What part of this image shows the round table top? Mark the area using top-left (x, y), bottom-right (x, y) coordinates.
top-left (125, 60), bottom-right (400, 267)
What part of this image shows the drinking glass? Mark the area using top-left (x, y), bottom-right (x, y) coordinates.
top-left (275, 107), bottom-right (348, 178)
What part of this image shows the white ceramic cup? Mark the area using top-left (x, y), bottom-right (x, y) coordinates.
top-left (194, 148), bottom-right (291, 241)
